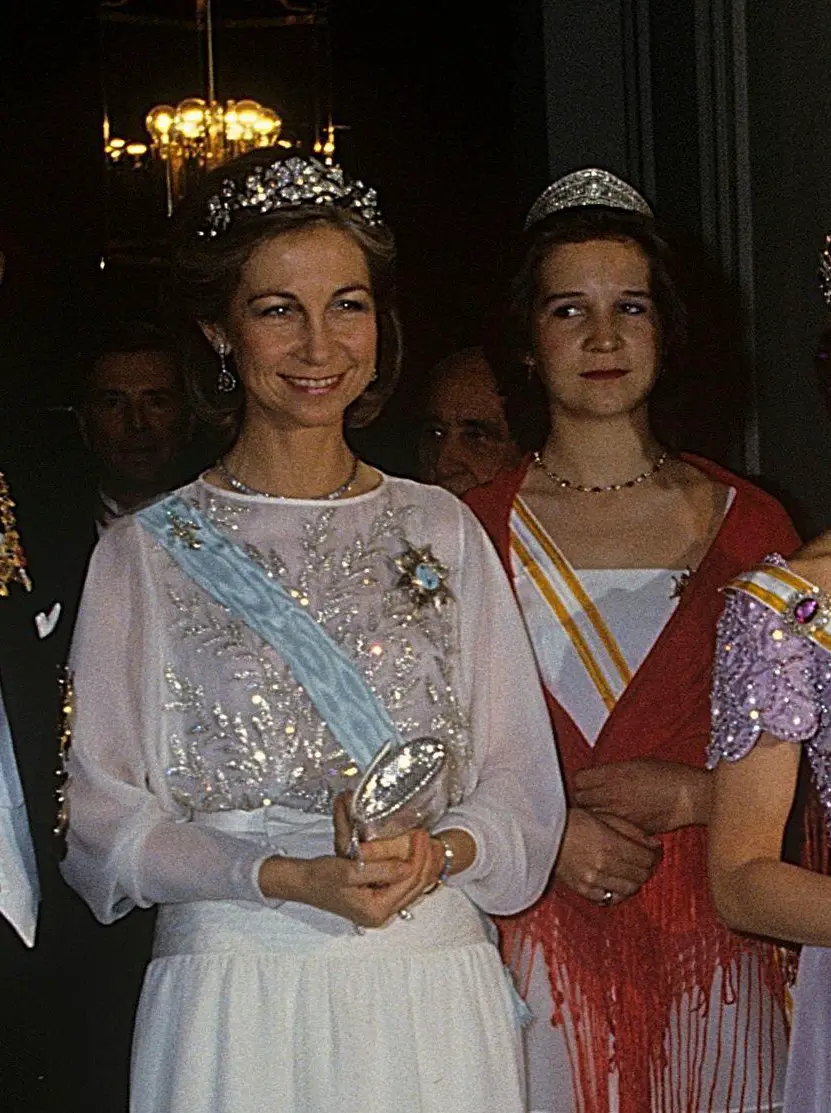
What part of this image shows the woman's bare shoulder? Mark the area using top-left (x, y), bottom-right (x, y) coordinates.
top-left (669, 460), bottom-right (733, 520)
top-left (671, 458), bottom-right (729, 495)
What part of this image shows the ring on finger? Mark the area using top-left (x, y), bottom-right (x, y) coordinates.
top-left (600, 889), bottom-right (614, 908)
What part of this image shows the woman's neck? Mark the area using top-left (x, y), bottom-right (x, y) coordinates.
top-left (221, 420), bottom-right (358, 500)
top-left (541, 409), bottom-right (664, 490)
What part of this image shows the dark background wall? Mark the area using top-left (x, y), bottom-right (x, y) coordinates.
top-left (1, 1), bottom-right (830, 529)
top-left (539, 0), bottom-right (831, 533)
top-left (746, 3), bottom-right (831, 534)
top-left (0, 1), bottom-right (540, 396)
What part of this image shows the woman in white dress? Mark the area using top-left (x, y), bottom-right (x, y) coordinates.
top-left (59, 149), bottom-right (566, 1113)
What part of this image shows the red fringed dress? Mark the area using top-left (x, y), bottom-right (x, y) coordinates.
top-left (466, 454), bottom-right (799, 1113)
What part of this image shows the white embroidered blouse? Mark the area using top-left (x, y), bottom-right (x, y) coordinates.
top-left (61, 474), bottom-right (565, 925)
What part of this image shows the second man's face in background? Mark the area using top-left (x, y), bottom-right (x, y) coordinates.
top-left (418, 347), bottom-right (522, 497)
top-left (80, 348), bottom-right (190, 506)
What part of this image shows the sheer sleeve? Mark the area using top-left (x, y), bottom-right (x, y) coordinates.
top-left (60, 519), bottom-right (270, 924)
top-left (709, 586), bottom-right (821, 768)
top-left (434, 503), bottom-right (566, 915)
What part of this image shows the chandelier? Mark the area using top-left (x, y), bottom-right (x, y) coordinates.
top-left (145, 96), bottom-right (284, 211)
top-left (104, 0), bottom-right (292, 214)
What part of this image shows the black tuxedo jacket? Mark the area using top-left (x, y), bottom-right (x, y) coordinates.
top-left (0, 459), bottom-right (154, 1113)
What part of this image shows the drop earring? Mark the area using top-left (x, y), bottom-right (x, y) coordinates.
top-left (523, 354), bottom-right (536, 383)
top-left (217, 342), bottom-right (237, 393)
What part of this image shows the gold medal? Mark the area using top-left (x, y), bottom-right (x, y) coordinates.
top-left (0, 472), bottom-right (31, 596)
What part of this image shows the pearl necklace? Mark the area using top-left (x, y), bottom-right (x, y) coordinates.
top-left (532, 449), bottom-right (670, 493)
top-left (215, 455), bottom-right (360, 501)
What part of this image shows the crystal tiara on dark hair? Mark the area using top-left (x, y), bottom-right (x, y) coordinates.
top-left (524, 167), bottom-right (654, 231)
top-left (199, 155), bottom-right (383, 238)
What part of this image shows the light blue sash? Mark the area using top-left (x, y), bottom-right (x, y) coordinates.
top-left (137, 495), bottom-right (402, 770)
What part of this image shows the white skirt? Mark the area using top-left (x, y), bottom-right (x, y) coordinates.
top-left (130, 884), bottom-right (525, 1113)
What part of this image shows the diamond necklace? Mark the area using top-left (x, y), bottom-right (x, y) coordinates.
top-left (215, 455), bottom-right (360, 500)
top-left (532, 449), bottom-right (670, 493)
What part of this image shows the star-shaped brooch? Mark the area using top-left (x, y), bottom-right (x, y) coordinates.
top-left (670, 566), bottom-right (692, 600)
top-left (392, 544), bottom-right (453, 610)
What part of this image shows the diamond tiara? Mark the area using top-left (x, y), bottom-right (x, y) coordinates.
top-left (199, 155), bottom-right (382, 238)
top-left (524, 167), bottom-right (654, 230)
top-left (820, 233), bottom-right (831, 309)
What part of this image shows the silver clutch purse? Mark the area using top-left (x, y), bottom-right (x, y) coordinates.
top-left (349, 737), bottom-right (450, 846)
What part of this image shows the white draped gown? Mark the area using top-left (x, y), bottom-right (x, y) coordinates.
top-left (60, 474), bottom-right (566, 1113)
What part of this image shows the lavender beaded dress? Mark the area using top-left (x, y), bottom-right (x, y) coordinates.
top-left (709, 554), bottom-right (831, 1113)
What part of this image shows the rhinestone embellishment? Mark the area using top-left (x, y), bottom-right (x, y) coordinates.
top-left (201, 156), bottom-right (382, 238)
top-left (166, 511), bottom-right (202, 550)
top-left (783, 587), bottom-right (831, 638)
top-left (524, 167), bottom-right (654, 230)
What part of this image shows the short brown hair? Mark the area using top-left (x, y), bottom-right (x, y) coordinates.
top-left (168, 148), bottom-right (402, 433)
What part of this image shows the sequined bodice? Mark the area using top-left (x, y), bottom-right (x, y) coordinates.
top-left (153, 478), bottom-right (470, 815)
top-left (709, 554), bottom-right (831, 823)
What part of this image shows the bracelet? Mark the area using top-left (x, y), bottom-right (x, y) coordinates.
top-left (435, 832), bottom-right (455, 884)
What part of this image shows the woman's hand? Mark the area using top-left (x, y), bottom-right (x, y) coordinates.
top-left (332, 791), bottom-right (421, 864)
top-left (259, 827), bottom-right (441, 929)
top-left (572, 759), bottom-right (712, 834)
top-left (555, 807), bottom-right (662, 906)
top-left (259, 791), bottom-right (445, 928)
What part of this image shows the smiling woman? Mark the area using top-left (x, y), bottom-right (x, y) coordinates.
top-left (58, 148), bottom-right (566, 1113)
top-left (203, 225), bottom-right (379, 450)
top-left (170, 155), bottom-right (402, 451)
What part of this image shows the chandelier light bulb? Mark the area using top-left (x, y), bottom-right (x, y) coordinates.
top-left (138, 92), bottom-right (287, 205)
top-left (253, 107), bottom-right (282, 143)
top-left (176, 98), bottom-right (209, 140)
top-left (223, 104), bottom-right (242, 142)
top-left (146, 105), bottom-right (176, 141)
top-left (233, 99), bottom-right (263, 140)
top-left (105, 136), bottom-right (127, 162)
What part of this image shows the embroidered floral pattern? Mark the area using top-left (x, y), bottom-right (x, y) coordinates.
top-left (54, 668), bottom-right (74, 856)
top-left (161, 489), bottom-right (470, 813)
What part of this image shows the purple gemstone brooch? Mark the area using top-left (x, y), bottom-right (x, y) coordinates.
top-left (393, 544), bottom-right (453, 610)
top-left (783, 587), bottom-right (831, 638)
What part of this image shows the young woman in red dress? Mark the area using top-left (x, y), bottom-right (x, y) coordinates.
top-left (466, 169), bottom-right (798, 1113)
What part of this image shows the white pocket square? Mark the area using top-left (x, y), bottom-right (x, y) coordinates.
top-left (35, 602), bottom-right (61, 639)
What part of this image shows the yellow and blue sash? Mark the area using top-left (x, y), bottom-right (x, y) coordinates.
top-left (137, 495), bottom-right (403, 770)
